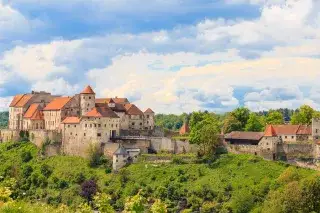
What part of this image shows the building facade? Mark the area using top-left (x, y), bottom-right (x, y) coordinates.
top-left (7, 86), bottom-right (155, 156)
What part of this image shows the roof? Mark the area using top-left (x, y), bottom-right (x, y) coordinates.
top-left (84, 106), bottom-right (119, 118)
top-left (30, 110), bottom-right (44, 120)
top-left (43, 97), bottom-right (72, 111)
top-left (124, 104), bottom-right (144, 116)
top-left (265, 125), bottom-right (312, 136)
top-left (264, 125), bottom-right (277, 137)
top-left (80, 85), bottom-right (95, 94)
top-left (144, 108), bottom-right (154, 113)
top-left (114, 145), bottom-right (128, 155)
top-left (179, 123), bottom-right (190, 135)
top-left (225, 131), bottom-right (264, 141)
top-left (62, 117), bottom-right (81, 124)
top-left (24, 103), bottom-right (40, 118)
top-left (9, 94), bottom-right (24, 107)
top-left (14, 94), bottom-right (33, 107)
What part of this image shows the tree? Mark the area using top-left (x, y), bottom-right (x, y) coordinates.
top-left (123, 190), bottom-right (146, 213)
top-left (291, 105), bottom-right (315, 125)
top-left (266, 111), bottom-right (284, 125)
top-left (190, 115), bottom-right (221, 156)
top-left (245, 113), bottom-right (264, 132)
top-left (231, 107), bottom-right (250, 128)
top-left (93, 193), bottom-right (115, 213)
top-left (80, 180), bottom-right (97, 202)
top-left (223, 114), bottom-right (242, 134)
top-left (151, 199), bottom-right (167, 213)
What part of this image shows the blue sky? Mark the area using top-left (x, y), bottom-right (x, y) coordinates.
top-left (0, 0), bottom-right (320, 113)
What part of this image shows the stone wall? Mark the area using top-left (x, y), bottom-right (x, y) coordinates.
top-left (150, 138), bottom-right (198, 154)
top-left (227, 144), bottom-right (260, 155)
top-left (0, 129), bottom-right (20, 142)
top-left (278, 143), bottom-right (314, 160)
top-left (103, 139), bottom-right (150, 157)
top-left (29, 130), bottom-right (62, 147)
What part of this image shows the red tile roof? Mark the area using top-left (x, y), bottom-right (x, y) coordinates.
top-left (264, 124), bottom-right (311, 136)
top-left (30, 110), bottom-right (44, 120)
top-left (14, 94), bottom-right (33, 107)
top-left (84, 106), bottom-right (119, 118)
top-left (96, 98), bottom-right (129, 104)
top-left (43, 97), bottom-right (72, 111)
top-left (80, 85), bottom-right (95, 94)
top-left (24, 103), bottom-right (40, 118)
top-left (225, 131), bottom-right (264, 140)
top-left (9, 94), bottom-right (24, 107)
top-left (144, 108), bottom-right (154, 113)
top-left (179, 123), bottom-right (190, 135)
top-left (124, 104), bottom-right (144, 115)
top-left (62, 117), bottom-right (81, 124)
top-left (264, 125), bottom-right (277, 137)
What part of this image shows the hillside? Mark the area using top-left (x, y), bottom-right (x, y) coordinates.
top-left (0, 141), bottom-right (319, 212)
top-left (0, 112), bottom-right (8, 128)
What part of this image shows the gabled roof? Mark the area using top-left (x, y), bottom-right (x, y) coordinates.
top-left (62, 117), bottom-right (81, 124)
top-left (265, 124), bottom-right (312, 136)
top-left (124, 104), bottom-right (144, 116)
top-left (30, 110), bottom-right (44, 120)
top-left (179, 123), bottom-right (190, 135)
top-left (14, 94), bottom-right (33, 107)
top-left (80, 85), bottom-right (95, 94)
top-left (144, 108), bottom-right (154, 113)
top-left (96, 97), bottom-right (129, 104)
top-left (9, 94), bottom-right (24, 107)
top-left (114, 145), bottom-right (128, 155)
top-left (43, 97), bottom-right (72, 111)
top-left (225, 131), bottom-right (264, 140)
top-left (84, 106), bottom-right (119, 118)
top-left (24, 103), bottom-right (40, 118)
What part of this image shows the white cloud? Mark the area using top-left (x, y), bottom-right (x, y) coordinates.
top-left (0, 96), bottom-right (12, 111)
top-left (31, 78), bottom-right (80, 96)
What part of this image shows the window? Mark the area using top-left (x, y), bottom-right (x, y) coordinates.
top-left (94, 124), bottom-right (97, 127)
top-left (74, 125), bottom-right (76, 127)
top-left (85, 124), bottom-right (87, 127)
top-left (266, 143), bottom-right (269, 145)
top-left (285, 136), bottom-right (287, 139)
top-left (84, 133), bottom-right (86, 136)
top-left (132, 122), bottom-right (135, 126)
top-left (70, 132), bottom-right (72, 135)
top-left (87, 103), bottom-right (90, 106)
top-left (111, 124), bottom-right (113, 127)
top-left (140, 123), bottom-right (142, 126)
top-left (147, 121), bottom-right (149, 124)
top-left (97, 133), bottom-right (101, 137)
top-left (291, 136), bottom-right (294, 139)
top-left (147, 115), bottom-right (149, 118)
top-left (116, 124), bottom-right (118, 127)
top-left (98, 124), bottom-right (101, 127)
top-left (68, 125), bottom-right (70, 128)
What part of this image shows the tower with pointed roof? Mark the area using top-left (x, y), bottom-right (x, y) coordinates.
top-left (258, 125), bottom-right (282, 160)
top-left (144, 108), bottom-right (155, 130)
top-left (80, 85), bottom-right (96, 116)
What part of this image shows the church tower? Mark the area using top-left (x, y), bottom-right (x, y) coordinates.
top-left (80, 85), bottom-right (95, 116)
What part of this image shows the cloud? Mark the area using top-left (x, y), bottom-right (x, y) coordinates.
top-left (0, 96), bottom-right (12, 111)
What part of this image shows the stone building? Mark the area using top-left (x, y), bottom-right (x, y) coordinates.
top-left (6, 85), bottom-right (155, 156)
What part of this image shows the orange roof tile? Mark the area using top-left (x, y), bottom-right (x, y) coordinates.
top-left (62, 117), bottom-right (81, 124)
top-left (96, 98), bottom-right (129, 104)
top-left (296, 125), bottom-right (312, 135)
top-left (30, 110), bottom-right (44, 120)
top-left (9, 94), bottom-right (24, 107)
top-left (226, 131), bottom-right (264, 140)
top-left (24, 103), bottom-right (40, 118)
top-left (43, 97), bottom-right (72, 111)
top-left (84, 106), bottom-right (119, 118)
top-left (80, 85), bottom-right (95, 94)
top-left (124, 104), bottom-right (144, 116)
top-left (15, 94), bottom-right (33, 107)
top-left (144, 108), bottom-right (154, 113)
top-left (179, 123), bottom-right (190, 135)
top-left (264, 125), bottom-right (278, 137)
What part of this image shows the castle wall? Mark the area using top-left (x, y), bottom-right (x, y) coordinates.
top-left (29, 130), bottom-right (62, 147)
top-left (128, 115), bottom-right (144, 130)
top-left (227, 144), bottom-right (259, 155)
top-left (278, 143), bottom-right (314, 160)
top-left (0, 129), bottom-right (20, 142)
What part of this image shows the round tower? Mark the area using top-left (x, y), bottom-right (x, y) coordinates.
top-left (80, 85), bottom-right (95, 116)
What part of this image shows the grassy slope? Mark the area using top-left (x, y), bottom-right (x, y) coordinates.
top-left (0, 142), bottom-right (317, 212)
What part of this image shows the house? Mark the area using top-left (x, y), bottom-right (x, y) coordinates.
top-left (224, 131), bottom-right (264, 145)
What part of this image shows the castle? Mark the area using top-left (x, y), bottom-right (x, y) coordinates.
top-left (3, 86), bottom-right (155, 157)
top-left (224, 119), bottom-right (320, 161)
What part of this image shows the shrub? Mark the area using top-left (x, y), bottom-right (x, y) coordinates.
top-left (40, 164), bottom-right (53, 178)
top-left (21, 151), bottom-right (32, 162)
top-left (80, 180), bottom-right (97, 201)
top-left (172, 157), bottom-right (186, 165)
top-left (22, 165), bottom-right (33, 178)
top-left (87, 143), bottom-right (104, 168)
top-left (105, 167), bottom-right (112, 174)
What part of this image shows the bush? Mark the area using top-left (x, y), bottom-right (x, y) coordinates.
top-left (40, 164), bottom-right (53, 178)
top-left (21, 151), bottom-right (32, 162)
top-left (105, 167), bottom-right (112, 174)
top-left (80, 180), bottom-right (97, 201)
top-left (172, 157), bottom-right (186, 165)
top-left (22, 165), bottom-right (33, 178)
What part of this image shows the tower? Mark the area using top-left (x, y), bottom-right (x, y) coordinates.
top-left (80, 85), bottom-right (95, 116)
top-left (144, 108), bottom-right (155, 130)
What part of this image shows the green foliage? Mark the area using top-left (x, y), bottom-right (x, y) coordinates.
top-left (123, 190), bottom-right (146, 213)
top-left (245, 113), bottom-right (265, 132)
top-left (20, 151), bottom-right (32, 163)
top-left (266, 110), bottom-right (284, 125)
top-left (86, 143), bottom-right (109, 168)
top-left (0, 111), bottom-right (8, 128)
top-left (155, 113), bottom-right (189, 131)
top-left (151, 199), bottom-right (167, 213)
top-left (291, 105), bottom-right (318, 125)
top-left (93, 193), bottom-right (115, 213)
